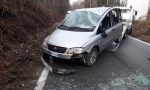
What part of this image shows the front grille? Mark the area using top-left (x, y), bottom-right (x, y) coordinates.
top-left (48, 44), bottom-right (67, 53)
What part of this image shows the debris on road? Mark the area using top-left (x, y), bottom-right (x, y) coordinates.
top-left (53, 68), bottom-right (75, 75)
top-left (133, 73), bottom-right (150, 86)
top-left (41, 55), bottom-right (75, 75)
top-left (98, 73), bottom-right (150, 90)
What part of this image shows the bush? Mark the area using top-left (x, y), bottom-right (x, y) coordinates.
top-left (0, 0), bottom-right (69, 53)
top-left (132, 14), bottom-right (150, 42)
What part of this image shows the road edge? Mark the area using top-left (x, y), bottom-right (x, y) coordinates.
top-left (34, 67), bottom-right (49, 90)
top-left (128, 36), bottom-right (150, 46)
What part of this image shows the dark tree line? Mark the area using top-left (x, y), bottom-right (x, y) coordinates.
top-left (71, 0), bottom-right (120, 10)
top-left (0, 0), bottom-right (70, 53)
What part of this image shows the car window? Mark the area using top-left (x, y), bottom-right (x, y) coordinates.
top-left (101, 12), bottom-right (111, 31)
top-left (117, 9), bottom-right (122, 22)
top-left (60, 11), bottom-right (102, 31)
top-left (112, 9), bottom-right (119, 25)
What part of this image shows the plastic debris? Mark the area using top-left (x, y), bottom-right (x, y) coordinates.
top-left (133, 73), bottom-right (150, 86)
top-left (97, 73), bottom-right (150, 90)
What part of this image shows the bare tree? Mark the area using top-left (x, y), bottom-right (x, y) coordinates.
top-left (71, 0), bottom-right (120, 9)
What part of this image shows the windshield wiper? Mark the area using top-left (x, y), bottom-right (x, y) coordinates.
top-left (58, 24), bottom-right (69, 30)
top-left (69, 26), bottom-right (93, 31)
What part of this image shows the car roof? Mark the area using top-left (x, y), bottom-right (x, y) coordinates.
top-left (75, 7), bottom-right (111, 16)
top-left (115, 7), bottom-right (131, 10)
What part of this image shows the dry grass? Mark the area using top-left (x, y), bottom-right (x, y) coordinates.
top-left (132, 14), bottom-right (150, 43)
top-left (0, 0), bottom-right (69, 89)
top-left (0, 0), bottom-right (66, 59)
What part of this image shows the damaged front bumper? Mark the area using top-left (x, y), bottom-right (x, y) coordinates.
top-left (42, 46), bottom-right (83, 60)
top-left (41, 46), bottom-right (85, 75)
top-left (41, 53), bottom-right (75, 75)
top-left (41, 54), bottom-right (53, 72)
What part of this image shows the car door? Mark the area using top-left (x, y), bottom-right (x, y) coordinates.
top-left (111, 9), bottom-right (123, 41)
top-left (97, 11), bottom-right (115, 50)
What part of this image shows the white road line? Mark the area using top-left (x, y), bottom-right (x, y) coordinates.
top-left (128, 36), bottom-right (150, 46)
top-left (34, 67), bottom-right (49, 90)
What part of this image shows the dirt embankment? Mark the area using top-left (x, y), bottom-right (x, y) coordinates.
top-left (0, 0), bottom-right (69, 90)
top-left (132, 14), bottom-right (150, 43)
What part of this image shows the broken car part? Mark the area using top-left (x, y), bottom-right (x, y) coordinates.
top-left (41, 54), bottom-right (75, 75)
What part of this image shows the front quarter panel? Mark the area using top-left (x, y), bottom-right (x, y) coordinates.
top-left (82, 34), bottom-right (102, 53)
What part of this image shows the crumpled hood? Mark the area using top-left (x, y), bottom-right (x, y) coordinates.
top-left (47, 29), bottom-right (94, 48)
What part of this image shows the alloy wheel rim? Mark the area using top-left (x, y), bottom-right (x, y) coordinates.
top-left (90, 51), bottom-right (97, 64)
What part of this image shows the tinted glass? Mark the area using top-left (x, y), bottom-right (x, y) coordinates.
top-left (112, 10), bottom-right (119, 25)
top-left (101, 12), bottom-right (111, 31)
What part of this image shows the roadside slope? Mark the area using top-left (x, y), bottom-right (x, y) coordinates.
top-left (0, 0), bottom-right (69, 89)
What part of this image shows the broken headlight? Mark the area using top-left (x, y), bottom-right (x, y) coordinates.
top-left (67, 48), bottom-right (83, 54)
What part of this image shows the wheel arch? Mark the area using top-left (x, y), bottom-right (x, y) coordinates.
top-left (83, 45), bottom-right (100, 54)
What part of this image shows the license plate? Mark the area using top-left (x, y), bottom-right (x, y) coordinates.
top-left (52, 52), bottom-right (59, 57)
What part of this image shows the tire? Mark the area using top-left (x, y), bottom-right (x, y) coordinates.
top-left (115, 35), bottom-right (123, 43)
top-left (84, 47), bottom-right (98, 66)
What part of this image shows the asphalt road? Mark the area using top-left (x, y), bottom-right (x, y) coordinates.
top-left (39, 36), bottom-right (150, 90)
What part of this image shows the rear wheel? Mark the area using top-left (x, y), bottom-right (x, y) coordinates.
top-left (84, 47), bottom-right (98, 66)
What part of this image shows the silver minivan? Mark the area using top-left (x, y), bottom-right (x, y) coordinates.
top-left (42, 7), bottom-right (123, 66)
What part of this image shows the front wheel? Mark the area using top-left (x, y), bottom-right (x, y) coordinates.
top-left (84, 47), bottom-right (98, 66)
